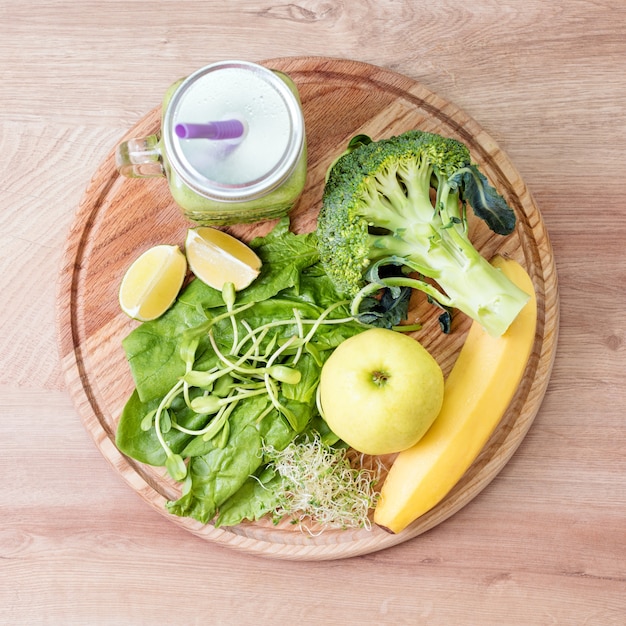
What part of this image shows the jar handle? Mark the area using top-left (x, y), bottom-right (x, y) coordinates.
top-left (116, 134), bottom-right (165, 178)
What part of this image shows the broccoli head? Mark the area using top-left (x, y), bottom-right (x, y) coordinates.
top-left (316, 130), bottom-right (530, 337)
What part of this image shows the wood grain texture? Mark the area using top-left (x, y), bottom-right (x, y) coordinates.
top-left (57, 57), bottom-right (558, 560)
top-left (2, 0), bottom-right (625, 623)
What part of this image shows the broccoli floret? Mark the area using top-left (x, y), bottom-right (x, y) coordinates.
top-left (316, 130), bottom-right (530, 337)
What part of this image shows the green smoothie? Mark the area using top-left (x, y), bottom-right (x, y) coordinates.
top-left (117, 62), bottom-right (307, 226)
top-left (165, 142), bottom-right (307, 224)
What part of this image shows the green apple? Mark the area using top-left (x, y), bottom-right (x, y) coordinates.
top-left (319, 328), bottom-right (444, 455)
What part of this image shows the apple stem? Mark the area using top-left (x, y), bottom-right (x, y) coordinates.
top-left (372, 370), bottom-right (389, 387)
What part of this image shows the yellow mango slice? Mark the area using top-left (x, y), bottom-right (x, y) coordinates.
top-left (373, 255), bottom-right (537, 534)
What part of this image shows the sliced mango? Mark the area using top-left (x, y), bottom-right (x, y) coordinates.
top-left (373, 255), bottom-right (537, 534)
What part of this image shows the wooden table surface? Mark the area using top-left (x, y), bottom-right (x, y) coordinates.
top-left (1, 1), bottom-right (624, 624)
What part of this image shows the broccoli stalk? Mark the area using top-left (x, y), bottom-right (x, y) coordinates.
top-left (316, 130), bottom-right (530, 337)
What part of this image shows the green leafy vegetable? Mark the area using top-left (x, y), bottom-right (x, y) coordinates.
top-left (115, 218), bottom-right (366, 526)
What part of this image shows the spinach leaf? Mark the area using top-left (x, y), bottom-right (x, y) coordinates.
top-left (166, 396), bottom-right (295, 523)
top-left (281, 352), bottom-right (322, 405)
top-left (116, 389), bottom-right (209, 466)
top-left (243, 217), bottom-right (320, 304)
top-left (214, 469), bottom-right (283, 527)
top-left (122, 288), bottom-right (208, 403)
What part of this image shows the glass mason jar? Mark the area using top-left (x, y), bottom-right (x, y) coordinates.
top-left (116, 61), bottom-right (307, 226)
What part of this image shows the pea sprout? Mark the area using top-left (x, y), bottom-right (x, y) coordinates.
top-left (142, 285), bottom-right (359, 481)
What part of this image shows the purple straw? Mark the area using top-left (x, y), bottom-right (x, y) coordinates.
top-left (175, 119), bottom-right (245, 140)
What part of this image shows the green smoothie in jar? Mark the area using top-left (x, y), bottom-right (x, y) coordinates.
top-left (116, 61), bottom-right (307, 226)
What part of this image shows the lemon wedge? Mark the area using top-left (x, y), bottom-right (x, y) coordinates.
top-left (185, 227), bottom-right (262, 291)
top-left (119, 245), bottom-right (187, 321)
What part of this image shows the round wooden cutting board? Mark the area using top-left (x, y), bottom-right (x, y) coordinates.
top-left (57, 57), bottom-right (559, 560)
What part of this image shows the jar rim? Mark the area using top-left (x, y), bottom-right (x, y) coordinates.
top-left (163, 61), bottom-right (305, 203)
